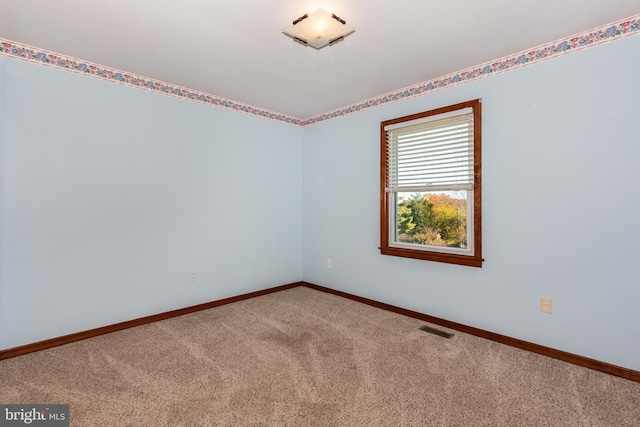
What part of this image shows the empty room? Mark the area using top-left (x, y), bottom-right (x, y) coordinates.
top-left (1, 1), bottom-right (639, 425)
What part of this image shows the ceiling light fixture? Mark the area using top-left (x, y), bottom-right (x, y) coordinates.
top-left (282, 8), bottom-right (355, 50)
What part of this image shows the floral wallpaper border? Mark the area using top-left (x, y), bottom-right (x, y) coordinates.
top-left (1, 14), bottom-right (638, 127)
top-left (0, 40), bottom-right (303, 126)
top-left (301, 14), bottom-right (640, 126)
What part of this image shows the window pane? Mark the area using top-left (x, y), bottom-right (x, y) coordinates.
top-left (395, 191), bottom-right (468, 249)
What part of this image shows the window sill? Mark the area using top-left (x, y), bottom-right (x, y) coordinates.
top-left (380, 246), bottom-right (483, 267)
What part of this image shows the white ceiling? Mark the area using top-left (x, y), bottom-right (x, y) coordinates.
top-left (1, 1), bottom-right (638, 118)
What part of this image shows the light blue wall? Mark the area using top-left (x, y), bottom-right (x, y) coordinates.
top-left (302, 35), bottom-right (640, 371)
top-left (0, 58), bottom-right (4, 315)
top-left (0, 57), bottom-right (303, 349)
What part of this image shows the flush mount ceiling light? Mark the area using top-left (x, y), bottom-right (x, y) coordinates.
top-left (283, 8), bottom-right (355, 50)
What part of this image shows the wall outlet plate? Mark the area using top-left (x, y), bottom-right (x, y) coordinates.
top-left (541, 297), bottom-right (553, 314)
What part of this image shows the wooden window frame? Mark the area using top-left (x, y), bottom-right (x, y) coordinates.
top-left (380, 99), bottom-right (483, 267)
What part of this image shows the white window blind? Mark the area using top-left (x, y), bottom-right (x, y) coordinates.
top-left (385, 108), bottom-right (474, 193)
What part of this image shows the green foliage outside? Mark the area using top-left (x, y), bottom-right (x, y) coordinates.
top-left (397, 192), bottom-right (467, 248)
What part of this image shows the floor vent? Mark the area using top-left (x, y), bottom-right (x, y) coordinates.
top-left (419, 325), bottom-right (454, 339)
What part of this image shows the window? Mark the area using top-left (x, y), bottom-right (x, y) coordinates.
top-left (380, 99), bottom-right (482, 267)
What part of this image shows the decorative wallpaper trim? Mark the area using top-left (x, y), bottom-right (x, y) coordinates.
top-left (0, 40), bottom-right (304, 127)
top-left (1, 14), bottom-right (638, 127)
top-left (300, 14), bottom-right (640, 126)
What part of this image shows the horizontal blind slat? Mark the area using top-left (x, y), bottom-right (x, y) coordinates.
top-left (385, 183), bottom-right (474, 193)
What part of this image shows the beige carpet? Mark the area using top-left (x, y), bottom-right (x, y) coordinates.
top-left (1, 287), bottom-right (639, 426)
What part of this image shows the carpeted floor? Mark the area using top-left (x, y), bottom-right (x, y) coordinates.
top-left (1, 286), bottom-right (639, 426)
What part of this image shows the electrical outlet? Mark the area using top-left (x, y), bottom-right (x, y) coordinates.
top-left (327, 259), bottom-right (332, 269)
top-left (540, 297), bottom-right (553, 314)
top-left (191, 272), bottom-right (198, 283)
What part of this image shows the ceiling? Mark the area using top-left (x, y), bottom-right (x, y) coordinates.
top-left (1, 1), bottom-right (638, 119)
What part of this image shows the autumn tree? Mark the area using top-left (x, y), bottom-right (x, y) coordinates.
top-left (396, 192), bottom-right (467, 248)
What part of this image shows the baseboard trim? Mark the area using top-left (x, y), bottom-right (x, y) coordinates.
top-left (0, 281), bottom-right (302, 361)
top-left (301, 281), bottom-right (640, 383)
top-left (2, 280), bottom-right (638, 384)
